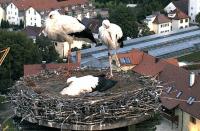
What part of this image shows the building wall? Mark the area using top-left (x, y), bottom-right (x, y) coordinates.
top-left (55, 41), bottom-right (90, 58)
top-left (144, 15), bottom-right (156, 31)
top-left (25, 7), bottom-right (42, 27)
top-left (172, 18), bottom-right (189, 31)
top-left (6, 3), bottom-right (19, 25)
top-left (189, 0), bottom-right (200, 22)
top-left (0, 7), bottom-right (6, 22)
top-left (153, 22), bottom-right (171, 34)
top-left (175, 108), bottom-right (200, 131)
top-left (164, 2), bottom-right (176, 13)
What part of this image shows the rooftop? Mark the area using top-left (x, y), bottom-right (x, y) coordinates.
top-left (160, 64), bottom-right (200, 119)
top-left (1, 0), bottom-right (89, 11)
top-left (153, 14), bottom-right (171, 24)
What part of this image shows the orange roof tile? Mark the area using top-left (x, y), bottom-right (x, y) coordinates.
top-left (3, 0), bottom-right (88, 11)
top-left (117, 49), bottom-right (179, 76)
top-left (24, 63), bottom-right (79, 76)
top-left (153, 14), bottom-right (171, 24)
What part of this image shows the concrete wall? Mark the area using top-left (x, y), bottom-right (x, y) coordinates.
top-left (175, 108), bottom-right (200, 131)
top-left (6, 3), bottom-right (19, 25)
top-left (25, 7), bottom-right (41, 27)
top-left (189, 0), bottom-right (200, 22)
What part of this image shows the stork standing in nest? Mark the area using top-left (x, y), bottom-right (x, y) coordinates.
top-left (43, 10), bottom-right (96, 75)
top-left (99, 20), bottom-right (124, 77)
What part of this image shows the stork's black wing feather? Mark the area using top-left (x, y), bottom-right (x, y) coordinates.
top-left (94, 77), bottom-right (117, 92)
top-left (118, 35), bottom-right (125, 48)
top-left (68, 28), bottom-right (97, 43)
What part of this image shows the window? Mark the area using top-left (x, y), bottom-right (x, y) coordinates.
top-left (190, 116), bottom-right (196, 124)
top-left (11, 4), bottom-right (12, 8)
top-left (176, 91), bottom-right (182, 98)
top-left (34, 11), bottom-right (36, 15)
top-left (119, 57), bottom-right (131, 64)
top-left (166, 86), bottom-right (173, 93)
top-left (180, 26), bottom-right (183, 29)
top-left (29, 10), bottom-right (30, 14)
top-left (180, 20), bottom-right (183, 23)
top-left (187, 97), bottom-right (195, 105)
top-left (191, 13), bottom-right (193, 16)
top-left (185, 19), bottom-right (188, 22)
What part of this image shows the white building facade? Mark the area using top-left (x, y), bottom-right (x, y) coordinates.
top-left (6, 3), bottom-right (19, 25)
top-left (189, 0), bottom-right (200, 22)
top-left (145, 14), bottom-right (171, 34)
top-left (25, 7), bottom-right (42, 27)
top-left (168, 10), bottom-right (189, 31)
top-left (153, 22), bottom-right (171, 34)
top-left (0, 6), bottom-right (6, 22)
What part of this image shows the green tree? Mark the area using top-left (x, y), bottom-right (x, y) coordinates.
top-left (196, 12), bottom-right (200, 24)
top-left (36, 35), bottom-right (59, 63)
top-left (5, 20), bottom-right (10, 28)
top-left (109, 5), bottom-right (138, 38)
top-left (19, 20), bottom-right (24, 29)
top-left (0, 30), bottom-right (42, 93)
top-left (0, 19), bottom-right (7, 29)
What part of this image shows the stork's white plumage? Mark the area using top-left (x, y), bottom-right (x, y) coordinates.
top-left (60, 75), bottom-right (117, 96)
top-left (43, 10), bottom-right (96, 76)
top-left (99, 20), bottom-right (124, 77)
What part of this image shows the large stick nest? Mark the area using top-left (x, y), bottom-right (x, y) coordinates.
top-left (9, 68), bottom-right (162, 130)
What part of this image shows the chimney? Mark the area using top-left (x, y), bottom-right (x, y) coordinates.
top-left (143, 49), bottom-right (148, 54)
top-left (41, 61), bottom-right (46, 70)
top-left (155, 57), bottom-right (159, 63)
top-left (190, 72), bottom-right (195, 87)
top-left (76, 50), bottom-right (81, 66)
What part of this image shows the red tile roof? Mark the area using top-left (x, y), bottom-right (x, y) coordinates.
top-left (170, 9), bottom-right (189, 20)
top-left (117, 49), bottom-right (179, 76)
top-left (153, 14), bottom-right (171, 24)
top-left (1, 0), bottom-right (88, 11)
top-left (159, 64), bottom-right (200, 119)
top-left (24, 51), bottom-right (81, 76)
top-left (24, 63), bottom-right (79, 76)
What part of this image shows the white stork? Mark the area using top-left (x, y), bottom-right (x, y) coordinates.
top-left (98, 20), bottom-right (124, 77)
top-left (43, 10), bottom-right (96, 75)
top-left (60, 74), bottom-right (117, 96)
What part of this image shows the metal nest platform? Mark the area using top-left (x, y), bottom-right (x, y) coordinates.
top-left (9, 68), bottom-right (162, 130)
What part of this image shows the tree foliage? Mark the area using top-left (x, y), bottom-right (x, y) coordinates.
top-left (109, 5), bottom-right (138, 38)
top-left (0, 30), bottom-right (42, 93)
top-left (196, 12), bottom-right (200, 24)
top-left (36, 35), bottom-right (59, 63)
top-left (1, 19), bottom-right (10, 29)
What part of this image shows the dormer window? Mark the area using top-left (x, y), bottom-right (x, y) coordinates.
top-left (176, 91), bottom-right (182, 98)
top-left (120, 57), bottom-right (131, 64)
top-left (187, 97), bottom-right (195, 105)
top-left (166, 86), bottom-right (173, 94)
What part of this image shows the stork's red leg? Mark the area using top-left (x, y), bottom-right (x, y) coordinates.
top-left (66, 44), bottom-right (72, 77)
top-left (108, 50), bottom-right (113, 78)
